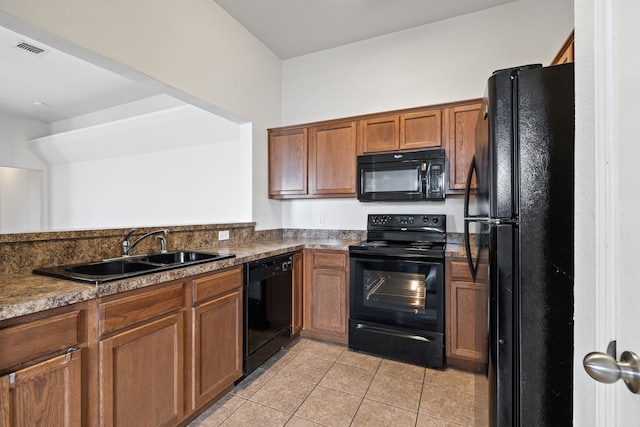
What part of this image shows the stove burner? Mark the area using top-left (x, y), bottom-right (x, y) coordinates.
top-left (363, 241), bottom-right (389, 247)
top-left (409, 241), bottom-right (436, 250)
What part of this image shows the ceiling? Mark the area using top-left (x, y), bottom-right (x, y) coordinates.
top-left (214, 0), bottom-right (518, 59)
top-left (0, 25), bottom-right (157, 123)
top-left (0, 0), bottom-right (517, 123)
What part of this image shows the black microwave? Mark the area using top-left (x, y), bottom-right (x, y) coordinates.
top-left (356, 148), bottom-right (446, 202)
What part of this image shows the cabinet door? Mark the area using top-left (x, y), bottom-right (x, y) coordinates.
top-left (268, 128), bottom-right (308, 197)
top-left (447, 280), bottom-right (487, 362)
top-left (292, 252), bottom-right (304, 336)
top-left (359, 115), bottom-right (399, 154)
top-left (400, 109), bottom-right (442, 150)
top-left (551, 30), bottom-right (574, 65)
top-left (0, 349), bottom-right (82, 426)
top-left (444, 102), bottom-right (482, 193)
top-left (192, 288), bottom-right (242, 410)
top-left (303, 251), bottom-right (349, 344)
top-left (309, 121), bottom-right (357, 196)
top-left (100, 314), bottom-right (184, 427)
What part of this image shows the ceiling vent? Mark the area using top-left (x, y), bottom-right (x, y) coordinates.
top-left (13, 40), bottom-right (47, 56)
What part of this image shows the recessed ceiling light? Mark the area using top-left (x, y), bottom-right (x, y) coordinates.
top-left (32, 100), bottom-right (48, 107)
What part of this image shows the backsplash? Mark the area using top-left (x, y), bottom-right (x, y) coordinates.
top-left (0, 223), bottom-right (258, 274)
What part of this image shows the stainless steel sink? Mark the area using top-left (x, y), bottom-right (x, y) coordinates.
top-left (33, 251), bottom-right (235, 284)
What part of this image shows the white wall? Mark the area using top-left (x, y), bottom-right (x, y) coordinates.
top-left (281, 0), bottom-right (574, 232)
top-left (28, 103), bottom-right (252, 231)
top-left (0, 0), bottom-right (284, 230)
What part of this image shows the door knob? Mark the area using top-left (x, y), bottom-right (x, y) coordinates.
top-left (583, 343), bottom-right (640, 394)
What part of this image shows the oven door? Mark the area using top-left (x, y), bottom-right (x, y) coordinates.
top-left (349, 253), bottom-right (444, 332)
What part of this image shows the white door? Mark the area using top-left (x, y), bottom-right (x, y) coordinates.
top-left (580, 0), bottom-right (640, 424)
top-left (611, 0), bottom-right (640, 422)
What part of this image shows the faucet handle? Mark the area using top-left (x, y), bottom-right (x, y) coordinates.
top-left (124, 228), bottom-right (138, 241)
top-left (155, 235), bottom-right (168, 253)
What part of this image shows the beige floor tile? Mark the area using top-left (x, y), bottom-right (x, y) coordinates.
top-left (262, 349), bottom-right (297, 373)
top-left (416, 413), bottom-right (466, 427)
top-left (419, 384), bottom-right (475, 425)
top-left (351, 399), bottom-right (417, 427)
top-left (294, 386), bottom-right (362, 427)
top-left (230, 368), bottom-right (274, 399)
top-left (424, 367), bottom-right (478, 394)
top-left (299, 340), bottom-right (345, 361)
top-left (249, 374), bottom-right (315, 414)
top-left (319, 362), bottom-right (374, 396)
top-left (187, 394), bottom-right (246, 427)
top-left (219, 401), bottom-right (290, 427)
top-left (278, 353), bottom-right (333, 384)
top-left (284, 416), bottom-right (324, 426)
top-left (365, 372), bottom-right (422, 411)
top-left (378, 358), bottom-right (426, 382)
top-left (337, 350), bottom-right (382, 371)
top-left (284, 337), bottom-right (314, 353)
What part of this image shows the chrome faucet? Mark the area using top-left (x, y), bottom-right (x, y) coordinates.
top-left (121, 228), bottom-right (169, 256)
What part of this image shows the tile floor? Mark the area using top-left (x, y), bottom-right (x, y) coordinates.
top-left (188, 338), bottom-right (488, 427)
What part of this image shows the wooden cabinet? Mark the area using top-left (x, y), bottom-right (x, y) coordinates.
top-left (190, 267), bottom-right (243, 411)
top-left (302, 250), bottom-right (349, 344)
top-left (269, 128), bottom-right (308, 197)
top-left (269, 121), bottom-right (357, 199)
top-left (309, 121), bottom-right (357, 196)
top-left (359, 108), bottom-right (442, 154)
top-left (443, 101), bottom-right (482, 194)
top-left (98, 282), bottom-right (185, 427)
top-left (292, 251), bottom-right (304, 336)
top-left (551, 30), bottom-right (574, 65)
top-left (446, 257), bottom-right (488, 365)
top-left (0, 307), bottom-right (85, 426)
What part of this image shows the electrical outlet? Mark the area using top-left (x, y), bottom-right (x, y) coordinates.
top-left (319, 215), bottom-right (325, 226)
top-left (218, 230), bottom-right (229, 240)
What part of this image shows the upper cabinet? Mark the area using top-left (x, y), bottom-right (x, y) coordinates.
top-left (268, 100), bottom-right (481, 199)
top-left (358, 108), bottom-right (442, 154)
top-left (551, 30), bottom-right (575, 65)
top-left (269, 120), bottom-right (357, 199)
top-left (443, 101), bottom-right (482, 194)
top-left (268, 128), bottom-right (308, 197)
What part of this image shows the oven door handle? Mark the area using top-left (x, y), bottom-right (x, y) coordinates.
top-left (354, 323), bottom-right (432, 342)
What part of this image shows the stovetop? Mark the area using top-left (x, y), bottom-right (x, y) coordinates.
top-left (349, 214), bottom-right (446, 259)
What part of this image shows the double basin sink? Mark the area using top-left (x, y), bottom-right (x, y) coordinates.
top-left (34, 251), bottom-right (235, 284)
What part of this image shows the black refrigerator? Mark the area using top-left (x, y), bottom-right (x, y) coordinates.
top-left (464, 63), bottom-right (574, 426)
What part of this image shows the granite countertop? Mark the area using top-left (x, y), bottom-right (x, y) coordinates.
top-left (0, 237), bottom-right (359, 322)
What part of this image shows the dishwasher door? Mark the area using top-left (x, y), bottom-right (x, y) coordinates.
top-left (243, 254), bottom-right (293, 375)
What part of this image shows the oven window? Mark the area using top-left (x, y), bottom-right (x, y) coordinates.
top-left (363, 168), bottom-right (420, 193)
top-left (350, 257), bottom-right (444, 331)
top-left (362, 268), bottom-right (437, 314)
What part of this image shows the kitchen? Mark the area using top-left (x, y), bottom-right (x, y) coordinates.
top-left (0, 0), bottom-right (635, 426)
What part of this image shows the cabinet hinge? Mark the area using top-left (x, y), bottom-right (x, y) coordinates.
top-left (65, 347), bottom-right (78, 362)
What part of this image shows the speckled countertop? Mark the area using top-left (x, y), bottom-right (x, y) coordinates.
top-left (0, 238), bottom-right (357, 322)
top-left (0, 237), bottom-right (472, 322)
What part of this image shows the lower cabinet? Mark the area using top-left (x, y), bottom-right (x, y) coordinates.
top-left (446, 257), bottom-right (488, 365)
top-left (0, 306), bottom-right (85, 427)
top-left (98, 282), bottom-right (186, 426)
top-left (0, 347), bottom-right (82, 426)
top-left (291, 251), bottom-right (304, 336)
top-left (302, 249), bottom-right (349, 344)
top-left (190, 266), bottom-right (243, 411)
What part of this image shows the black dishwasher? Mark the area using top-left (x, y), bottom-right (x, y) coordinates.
top-left (243, 253), bottom-right (293, 375)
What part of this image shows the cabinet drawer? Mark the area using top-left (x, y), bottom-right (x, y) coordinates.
top-left (0, 310), bottom-right (81, 370)
top-left (312, 251), bottom-right (347, 270)
top-left (100, 283), bottom-right (184, 336)
top-left (448, 259), bottom-right (488, 282)
top-left (193, 267), bottom-right (243, 305)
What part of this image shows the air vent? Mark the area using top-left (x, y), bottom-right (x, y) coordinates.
top-left (13, 40), bottom-right (47, 56)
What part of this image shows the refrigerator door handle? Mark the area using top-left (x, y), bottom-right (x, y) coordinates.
top-left (463, 155), bottom-right (479, 281)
